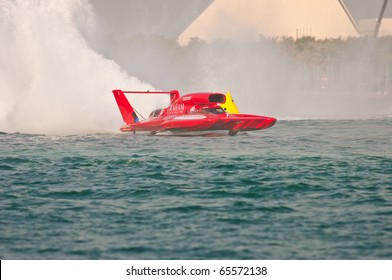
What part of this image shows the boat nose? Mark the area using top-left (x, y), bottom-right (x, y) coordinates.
top-left (266, 117), bottom-right (277, 127)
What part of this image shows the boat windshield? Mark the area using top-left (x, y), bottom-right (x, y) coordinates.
top-left (201, 107), bottom-right (226, 114)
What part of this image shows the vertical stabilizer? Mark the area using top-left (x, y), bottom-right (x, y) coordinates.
top-left (112, 90), bottom-right (139, 124)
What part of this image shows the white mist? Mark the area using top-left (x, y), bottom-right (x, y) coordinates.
top-left (0, 0), bottom-right (161, 135)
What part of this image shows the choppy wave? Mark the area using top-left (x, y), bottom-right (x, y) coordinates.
top-left (1, 119), bottom-right (391, 259)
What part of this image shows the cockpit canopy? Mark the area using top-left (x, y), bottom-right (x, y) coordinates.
top-left (149, 109), bottom-right (162, 118)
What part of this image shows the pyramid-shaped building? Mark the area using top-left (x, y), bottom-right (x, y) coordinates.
top-left (178, 0), bottom-right (359, 45)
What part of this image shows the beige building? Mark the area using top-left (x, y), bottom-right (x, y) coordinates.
top-left (178, 0), bottom-right (361, 45)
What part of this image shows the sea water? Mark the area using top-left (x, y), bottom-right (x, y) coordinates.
top-left (1, 119), bottom-right (391, 259)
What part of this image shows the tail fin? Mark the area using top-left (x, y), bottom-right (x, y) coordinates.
top-left (220, 91), bottom-right (240, 114)
top-left (112, 90), bottom-right (139, 124)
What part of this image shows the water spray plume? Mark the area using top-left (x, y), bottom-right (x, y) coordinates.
top-left (0, 0), bottom-right (160, 135)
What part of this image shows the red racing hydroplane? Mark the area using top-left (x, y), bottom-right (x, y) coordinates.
top-left (113, 89), bottom-right (276, 136)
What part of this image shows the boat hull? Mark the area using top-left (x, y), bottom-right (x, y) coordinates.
top-left (120, 114), bottom-right (276, 135)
